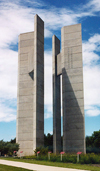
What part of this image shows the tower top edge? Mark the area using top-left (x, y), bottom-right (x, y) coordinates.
top-left (34, 14), bottom-right (44, 24)
top-left (61, 23), bottom-right (81, 30)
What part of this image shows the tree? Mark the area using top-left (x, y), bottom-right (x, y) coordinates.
top-left (0, 138), bottom-right (19, 156)
top-left (86, 130), bottom-right (100, 148)
top-left (44, 134), bottom-right (63, 151)
top-left (86, 136), bottom-right (93, 147)
top-left (86, 130), bottom-right (100, 153)
top-left (10, 138), bottom-right (16, 144)
top-left (91, 130), bottom-right (100, 148)
top-left (44, 133), bottom-right (53, 151)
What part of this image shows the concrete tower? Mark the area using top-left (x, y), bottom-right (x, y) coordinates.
top-left (53, 24), bottom-right (86, 153)
top-left (16, 14), bottom-right (44, 156)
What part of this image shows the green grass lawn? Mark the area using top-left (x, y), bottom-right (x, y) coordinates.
top-left (0, 164), bottom-right (33, 171)
top-left (0, 157), bottom-right (100, 171)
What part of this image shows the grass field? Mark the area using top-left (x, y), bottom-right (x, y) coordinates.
top-left (0, 164), bottom-right (33, 171)
top-left (0, 157), bottom-right (100, 171)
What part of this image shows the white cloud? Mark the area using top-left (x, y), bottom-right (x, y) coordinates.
top-left (0, 49), bottom-right (18, 99)
top-left (83, 35), bottom-right (99, 66)
top-left (77, 0), bottom-right (100, 17)
top-left (44, 110), bottom-right (52, 119)
top-left (84, 66), bottom-right (100, 105)
top-left (44, 51), bottom-right (53, 119)
top-left (86, 0), bottom-right (100, 13)
top-left (83, 51), bottom-right (99, 66)
top-left (0, 0), bottom-right (78, 47)
top-left (0, 3), bottom-right (35, 48)
top-left (0, 102), bottom-right (16, 122)
top-left (86, 108), bottom-right (100, 117)
top-left (0, 0), bottom-right (99, 50)
top-left (83, 33), bottom-right (100, 117)
top-left (89, 34), bottom-right (100, 44)
top-left (44, 51), bottom-right (52, 106)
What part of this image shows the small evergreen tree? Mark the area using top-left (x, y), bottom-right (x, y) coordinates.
top-left (0, 138), bottom-right (19, 156)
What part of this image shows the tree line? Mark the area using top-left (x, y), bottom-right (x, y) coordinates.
top-left (86, 130), bottom-right (100, 153)
top-left (44, 130), bottom-right (100, 153)
top-left (0, 130), bottom-right (100, 155)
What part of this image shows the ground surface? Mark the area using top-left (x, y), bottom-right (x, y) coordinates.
top-left (0, 158), bottom-right (100, 171)
top-left (0, 159), bottom-right (89, 171)
top-left (0, 164), bottom-right (33, 171)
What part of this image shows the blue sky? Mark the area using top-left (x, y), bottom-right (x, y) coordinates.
top-left (0, 0), bottom-right (100, 141)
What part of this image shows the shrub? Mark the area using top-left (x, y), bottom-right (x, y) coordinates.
top-left (34, 146), bottom-right (49, 156)
top-left (80, 153), bottom-right (100, 164)
top-left (22, 153), bottom-right (100, 164)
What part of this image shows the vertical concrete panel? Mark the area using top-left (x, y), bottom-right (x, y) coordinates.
top-left (57, 53), bottom-right (62, 75)
top-left (17, 14), bottom-right (44, 156)
top-left (61, 24), bottom-right (86, 153)
top-left (52, 35), bottom-right (61, 153)
top-left (34, 14), bottom-right (44, 149)
top-left (17, 31), bottom-right (34, 156)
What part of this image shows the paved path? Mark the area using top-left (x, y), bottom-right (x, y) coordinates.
top-left (0, 159), bottom-right (88, 171)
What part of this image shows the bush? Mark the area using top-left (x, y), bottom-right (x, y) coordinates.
top-left (21, 146), bottom-right (100, 164)
top-left (80, 153), bottom-right (100, 164)
top-left (23, 155), bottom-right (36, 159)
top-left (22, 153), bottom-right (100, 164)
top-left (34, 146), bottom-right (49, 156)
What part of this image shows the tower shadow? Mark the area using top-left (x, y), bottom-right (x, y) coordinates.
top-left (62, 67), bottom-right (85, 153)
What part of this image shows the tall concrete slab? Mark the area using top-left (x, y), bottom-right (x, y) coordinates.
top-left (62, 24), bottom-right (85, 153)
top-left (16, 14), bottom-right (44, 156)
top-left (33, 14), bottom-right (44, 150)
top-left (53, 24), bottom-right (86, 153)
top-left (52, 35), bottom-right (61, 153)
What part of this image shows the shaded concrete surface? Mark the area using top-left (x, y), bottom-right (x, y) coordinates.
top-left (52, 35), bottom-right (61, 153)
top-left (0, 159), bottom-right (89, 171)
